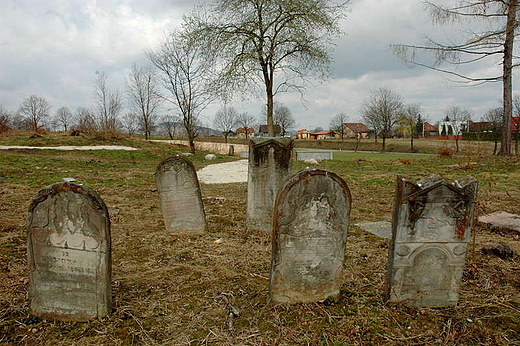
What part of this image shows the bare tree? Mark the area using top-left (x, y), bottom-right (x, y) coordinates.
top-left (0, 105), bottom-right (12, 134)
top-left (161, 114), bottom-right (182, 140)
top-left (55, 107), bottom-right (73, 132)
top-left (126, 64), bottom-right (162, 140)
top-left (94, 72), bottom-right (122, 136)
top-left (484, 107), bottom-right (504, 155)
top-left (274, 102), bottom-right (295, 137)
top-left (398, 104), bottom-right (421, 152)
top-left (18, 95), bottom-right (51, 132)
top-left (121, 112), bottom-right (139, 136)
top-left (187, 0), bottom-right (350, 137)
top-left (329, 112), bottom-right (348, 142)
top-left (75, 107), bottom-right (97, 134)
top-left (444, 106), bottom-right (472, 153)
top-left (361, 88), bottom-right (403, 151)
top-left (213, 105), bottom-right (238, 143)
top-left (236, 112), bottom-right (257, 139)
top-left (392, 0), bottom-right (519, 155)
top-left (148, 30), bottom-right (214, 153)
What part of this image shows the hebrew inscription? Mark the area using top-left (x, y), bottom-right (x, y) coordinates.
top-left (155, 156), bottom-right (206, 233)
top-left (386, 174), bottom-right (478, 307)
top-left (27, 182), bottom-right (111, 321)
top-left (246, 137), bottom-right (293, 232)
top-left (269, 169), bottom-right (351, 303)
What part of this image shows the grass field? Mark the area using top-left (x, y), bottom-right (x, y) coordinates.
top-left (0, 131), bottom-right (519, 345)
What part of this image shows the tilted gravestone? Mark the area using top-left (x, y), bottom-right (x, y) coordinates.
top-left (155, 155), bottom-right (206, 233)
top-left (386, 174), bottom-right (478, 307)
top-left (269, 169), bottom-right (351, 303)
top-left (27, 182), bottom-right (111, 321)
top-left (246, 137), bottom-right (293, 232)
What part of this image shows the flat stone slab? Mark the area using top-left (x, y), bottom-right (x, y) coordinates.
top-left (296, 151), bottom-right (333, 161)
top-left (355, 221), bottom-right (392, 239)
top-left (0, 145), bottom-right (138, 150)
top-left (478, 211), bottom-right (520, 232)
top-left (197, 160), bottom-right (248, 184)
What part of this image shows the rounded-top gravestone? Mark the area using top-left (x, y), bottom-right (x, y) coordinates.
top-left (27, 182), bottom-right (111, 321)
top-left (155, 155), bottom-right (206, 233)
top-left (269, 169), bottom-right (352, 304)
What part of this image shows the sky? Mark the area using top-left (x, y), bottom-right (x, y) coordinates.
top-left (0, 0), bottom-right (516, 131)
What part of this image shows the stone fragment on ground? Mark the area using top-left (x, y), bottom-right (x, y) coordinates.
top-left (355, 221), bottom-right (392, 239)
top-left (204, 154), bottom-right (216, 160)
top-left (304, 158), bottom-right (319, 165)
top-left (481, 244), bottom-right (516, 259)
top-left (478, 211), bottom-right (520, 232)
top-left (197, 160), bottom-right (248, 184)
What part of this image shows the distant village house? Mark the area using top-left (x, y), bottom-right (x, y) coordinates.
top-left (343, 123), bottom-right (369, 139)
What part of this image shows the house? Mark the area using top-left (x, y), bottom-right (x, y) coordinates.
top-left (258, 124), bottom-right (281, 136)
top-left (468, 121), bottom-right (493, 133)
top-left (422, 122), bottom-right (438, 136)
top-left (236, 126), bottom-right (255, 138)
top-left (512, 117), bottom-right (520, 132)
top-left (310, 130), bottom-right (338, 140)
top-left (296, 129), bottom-right (311, 139)
top-left (343, 123), bottom-right (369, 138)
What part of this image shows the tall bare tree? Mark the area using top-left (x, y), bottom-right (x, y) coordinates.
top-left (122, 112), bottom-right (139, 136)
top-left (236, 112), bottom-right (257, 139)
top-left (18, 95), bottom-right (51, 132)
top-left (94, 72), bottom-right (122, 136)
top-left (484, 107), bottom-right (504, 155)
top-left (274, 102), bottom-right (295, 137)
top-left (392, 0), bottom-right (519, 155)
top-left (126, 64), bottom-right (162, 140)
top-left (398, 104), bottom-right (421, 152)
top-left (75, 107), bottom-right (97, 134)
top-left (55, 106), bottom-right (73, 132)
top-left (213, 105), bottom-right (238, 142)
top-left (329, 112), bottom-right (348, 142)
top-left (148, 30), bottom-right (214, 153)
top-left (444, 106), bottom-right (472, 153)
top-left (187, 0), bottom-right (349, 137)
top-left (361, 87), bottom-right (403, 152)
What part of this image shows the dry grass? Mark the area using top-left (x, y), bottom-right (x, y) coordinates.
top-left (0, 132), bottom-right (519, 345)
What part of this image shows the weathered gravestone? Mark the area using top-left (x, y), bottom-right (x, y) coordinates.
top-left (386, 174), bottom-right (478, 307)
top-left (155, 155), bottom-right (206, 233)
top-left (247, 137), bottom-right (293, 231)
top-left (27, 182), bottom-right (111, 321)
top-left (269, 169), bottom-right (351, 303)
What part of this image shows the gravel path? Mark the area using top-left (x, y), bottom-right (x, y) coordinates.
top-left (197, 160), bottom-right (248, 184)
top-left (0, 145), bottom-right (138, 151)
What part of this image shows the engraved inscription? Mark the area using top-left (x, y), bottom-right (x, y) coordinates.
top-left (27, 182), bottom-right (111, 321)
top-left (270, 169), bottom-right (351, 304)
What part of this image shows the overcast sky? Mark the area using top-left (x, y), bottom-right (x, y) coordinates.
top-left (1, 0), bottom-right (516, 131)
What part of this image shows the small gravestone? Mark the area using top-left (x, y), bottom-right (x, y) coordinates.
top-left (246, 137), bottom-right (293, 231)
top-left (269, 169), bottom-right (351, 303)
top-left (155, 156), bottom-right (206, 233)
top-left (386, 174), bottom-right (478, 307)
top-left (27, 182), bottom-right (111, 321)
top-left (478, 211), bottom-right (520, 232)
top-left (205, 154), bottom-right (216, 161)
top-left (228, 145), bottom-right (235, 156)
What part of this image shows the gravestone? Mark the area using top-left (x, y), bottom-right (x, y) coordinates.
top-left (386, 174), bottom-right (478, 307)
top-left (228, 145), bottom-right (235, 156)
top-left (155, 155), bottom-right (206, 233)
top-left (246, 137), bottom-right (293, 231)
top-left (27, 182), bottom-right (111, 321)
top-left (269, 169), bottom-right (351, 303)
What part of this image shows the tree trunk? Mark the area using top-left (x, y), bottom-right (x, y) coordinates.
top-left (494, 137), bottom-right (498, 155)
top-left (410, 137), bottom-right (414, 152)
top-left (499, 0), bottom-right (516, 155)
top-left (455, 137), bottom-right (459, 153)
top-left (266, 91), bottom-right (274, 137)
top-left (382, 136), bottom-right (386, 152)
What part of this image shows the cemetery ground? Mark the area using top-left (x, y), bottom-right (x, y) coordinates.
top-left (1, 132), bottom-right (519, 345)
